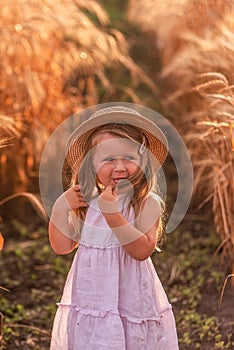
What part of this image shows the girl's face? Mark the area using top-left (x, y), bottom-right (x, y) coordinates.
top-left (93, 133), bottom-right (141, 189)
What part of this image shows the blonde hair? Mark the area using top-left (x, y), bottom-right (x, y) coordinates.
top-left (69, 123), bottom-right (164, 246)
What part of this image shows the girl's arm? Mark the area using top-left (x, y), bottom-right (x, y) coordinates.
top-left (98, 186), bottom-right (161, 261)
top-left (49, 219), bottom-right (77, 255)
top-left (49, 185), bottom-right (88, 255)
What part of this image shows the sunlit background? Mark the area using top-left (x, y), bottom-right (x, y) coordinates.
top-left (0, 1), bottom-right (234, 349)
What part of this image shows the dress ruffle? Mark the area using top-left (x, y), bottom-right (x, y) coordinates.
top-left (57, 303), bottom-right (163, 323)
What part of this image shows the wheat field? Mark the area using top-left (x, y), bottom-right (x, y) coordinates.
top-left (0, 0), bottom-right (150, 213)
top-left (128, 0), bottom-right (234, 274)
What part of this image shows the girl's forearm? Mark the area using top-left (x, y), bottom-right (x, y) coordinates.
top-left (49, 210), bottom-right (77, 255)
top-left (103, 212), bottom-right (156, 261)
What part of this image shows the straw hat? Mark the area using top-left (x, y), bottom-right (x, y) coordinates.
top-left (66, 106), bottom-right (168, 171)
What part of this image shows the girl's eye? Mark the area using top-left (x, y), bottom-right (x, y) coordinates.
top-left (102, 156), bottom-right (135, 162)
top-left (103, 157), bottom-right (114, 162)
top-left (125, 156), bottom-right (134, 161)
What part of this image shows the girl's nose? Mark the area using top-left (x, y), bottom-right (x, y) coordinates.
top-left (114, 159), bottom-right (126, 171)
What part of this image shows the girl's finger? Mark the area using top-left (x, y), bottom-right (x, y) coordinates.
top-left (79, 202), bottom-right (88, 207)
top-left (79, 198), bottom-right (87, 204)
top-left (105, 185), bottom-right (113, 192)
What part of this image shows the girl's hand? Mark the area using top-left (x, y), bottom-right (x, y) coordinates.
top-left (98, 185), bottom-right (119, 214)
top-left (53, 185), bottom-right (88, 213)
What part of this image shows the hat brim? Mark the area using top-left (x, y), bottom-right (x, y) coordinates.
top-left (66, 111), bottom-right (168, 171)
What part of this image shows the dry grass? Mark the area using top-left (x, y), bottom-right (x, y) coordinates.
top-left (0, 0), bottom-right (152, 206)
top-left (190, 73), bottom-right (234, 272)
top-left (0, 192), bottom-right (47, 221)
top-left (0, 114), bottom-right (22, 148)
top-left (128, 0), bottom-right (233, 68)
top-left (128, 0), bottom-right (234, 274)
top-left (1, 0), bottom-right (153, 130)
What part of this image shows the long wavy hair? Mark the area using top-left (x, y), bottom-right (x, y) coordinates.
top-left (69, 123), bottom-right (164, 246)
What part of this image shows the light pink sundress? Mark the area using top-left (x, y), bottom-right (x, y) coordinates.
top-left (50, 195), bottom-right (179, 350)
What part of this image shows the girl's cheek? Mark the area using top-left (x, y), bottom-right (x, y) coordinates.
top-left (130, 162), bottom-right (140, 171)
top-left (93, 162), bottom-right (104, 173)
top-left (95, 163), bottom-right (111, 175)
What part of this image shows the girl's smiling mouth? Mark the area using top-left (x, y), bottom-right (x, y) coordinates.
top-left (113, 178), bottom-right (127, 184)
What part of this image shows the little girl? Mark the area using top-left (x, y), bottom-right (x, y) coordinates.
top-left (49, 106), bottom-right (179, 349)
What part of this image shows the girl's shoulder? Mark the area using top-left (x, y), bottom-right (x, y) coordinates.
top-left (136, 192), bottom-right (162, 232)
top-left (146, 192), bottom-right (164, 211)
top-left (138, 192), bottom-right (163, 218)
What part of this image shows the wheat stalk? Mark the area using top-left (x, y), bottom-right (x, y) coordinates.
top-left (0, 192), bottom-right (47, 220)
